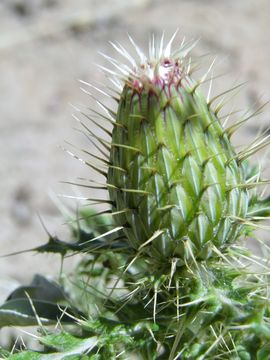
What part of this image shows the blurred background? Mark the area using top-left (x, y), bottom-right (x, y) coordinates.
top-left (0, 0), bottom-right (270, 340)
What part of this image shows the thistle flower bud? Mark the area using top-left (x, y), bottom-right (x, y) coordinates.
top-left (106, 33), bottom-right (249, 262)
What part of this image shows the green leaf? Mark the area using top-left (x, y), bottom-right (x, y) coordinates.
top-left (248, 195), bottom-right (270, 218)
top-left (0, 299), bottom-right (79, 327)
top-left (0, 347), bottom-right (10, 357)
top-left (257, 344), bottom-right (270, 360)
top-left (3, 229), bottom-right (127, 258)
top-left (8, 353), bottom-right (42, 360)
top-left (8, 333), bottom-right (97, 360)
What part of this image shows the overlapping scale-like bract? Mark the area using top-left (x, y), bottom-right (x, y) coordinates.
top-left (107, 45), bottom-right (248, 261)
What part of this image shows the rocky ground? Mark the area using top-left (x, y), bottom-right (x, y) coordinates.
top-left (0, 0), bottom-right (270, 347)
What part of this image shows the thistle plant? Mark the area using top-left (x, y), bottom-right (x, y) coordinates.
top-left (2, 32), bottom-right (270, 359)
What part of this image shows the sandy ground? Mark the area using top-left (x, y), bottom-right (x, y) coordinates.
top-left (0, 0), bottom-right (270, 346)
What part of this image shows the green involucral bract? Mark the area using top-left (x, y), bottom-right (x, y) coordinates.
top-left (108, 43), bottom-right (248, 262)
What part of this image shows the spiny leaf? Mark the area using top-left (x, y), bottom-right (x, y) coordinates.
top-left (0, 299), bottom-right (79, 327)
top-left (8, 333), bottom-right (97, 360)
